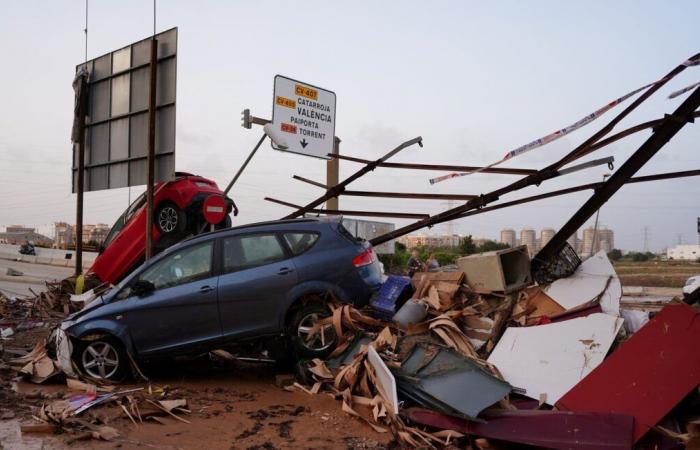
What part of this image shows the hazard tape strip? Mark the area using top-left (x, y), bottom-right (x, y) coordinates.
top-left (429, 57), bottom-right (700, 185)
top-left (669, 80), bottom-right (700, 99)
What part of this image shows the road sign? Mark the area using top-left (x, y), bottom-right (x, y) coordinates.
top-left (271, 75), bottom-right (336, 160)
top-left (202, 195), bottom-right (227, 224)
top-left (72, 28), bottom-right (177, 192)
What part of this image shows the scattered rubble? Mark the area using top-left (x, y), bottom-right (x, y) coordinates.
top-left (1, 247), bottom-right (698, 448)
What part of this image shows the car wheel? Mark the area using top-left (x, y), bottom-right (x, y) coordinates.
top-left (155, 203), bottom-right (187, 235)
top-left (288, 304), bottom-right (337, 358)
top-left (74, 336), bottom-right (129, 382)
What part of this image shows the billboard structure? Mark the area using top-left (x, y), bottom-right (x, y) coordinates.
top-left (72, 28), bottom-right (177, 192)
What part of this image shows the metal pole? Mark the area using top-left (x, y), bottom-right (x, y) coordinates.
top-left (75, 82), bottom-right (87, 276)
top-left (282, 136), bottom-right (422, 219)
top-left (326, 137), bottom-right (340, 211)
top-left (223, 133), bottom-right (267, 196)
top-left (145, 38), bottom-right (158, 260)
top-left (590, 173), bottom-right (610, 256)
top-left (75, 0), bottom-right (88, 276)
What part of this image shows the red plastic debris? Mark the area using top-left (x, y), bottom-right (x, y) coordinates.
top-left (556, 304), bottom-right (700, 443)
top-left (406, 408), bottom-right (634, 450)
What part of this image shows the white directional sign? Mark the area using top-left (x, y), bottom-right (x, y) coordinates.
top-left (271, 75), bottom-right (336, 159)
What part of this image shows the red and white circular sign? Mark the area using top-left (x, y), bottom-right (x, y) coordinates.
top-left (202, 195), bottom-right (227, 225)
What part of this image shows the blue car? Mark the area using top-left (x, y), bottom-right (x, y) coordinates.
top-left (58, 217), bottom-right (383, 381)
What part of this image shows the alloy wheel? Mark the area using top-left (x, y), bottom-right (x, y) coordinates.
top-left (297, 313), bottom-right (335, 352)
top-left (158, 206), bottom-right (179, 233)
top-left (81, 341), bottom-right (120, 380)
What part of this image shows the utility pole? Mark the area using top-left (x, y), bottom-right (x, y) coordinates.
top-left (326, 137), bottom-right (340, 211)
top-left (642, 226), bottom-right (651, 252)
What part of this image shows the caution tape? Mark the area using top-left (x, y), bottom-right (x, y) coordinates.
top-left (429, 56), bottom-right (700, 185)
top-left (669, 80), bottom-right (700, 99)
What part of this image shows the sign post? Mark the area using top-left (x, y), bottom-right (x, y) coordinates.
top-left (271, 76), bottom-right (336, 159)
top-left (145, 38), bottom-right (158, 260)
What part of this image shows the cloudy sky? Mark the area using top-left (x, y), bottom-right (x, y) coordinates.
top-left (1, 1), bottom-right (699, 251)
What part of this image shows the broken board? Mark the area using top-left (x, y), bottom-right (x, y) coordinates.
top-left (544, 251), bottom-right (621, 316)
top-left (487, 313), bottom-right (623, 405)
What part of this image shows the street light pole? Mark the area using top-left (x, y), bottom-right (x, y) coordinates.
top-left (590, 173), bottom-right (611, 256)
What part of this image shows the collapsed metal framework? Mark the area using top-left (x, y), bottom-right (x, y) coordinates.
top-left (266, 54), bottom-right (700, 277)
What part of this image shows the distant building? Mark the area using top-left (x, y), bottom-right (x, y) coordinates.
top-left (0, 225), bottom-right (53, 246)
top-left (540, 228), bottom-right (555, 249)
top-left (667, 244), bottom-right (700, 261)
top-left (500, 229), bottom-right (516, 248)
top-left (398, 234), bottom-right (462, 249)
top-left (581, 226), bottom-right (615, 257)
top-left (53, 222), bottom-right (74, 248)
top-left (520, 229), bottom-right (536, 256)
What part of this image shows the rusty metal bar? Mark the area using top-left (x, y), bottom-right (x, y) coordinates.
top-left (343, 190), bottom-right (478, 201)
top-left (293, 175), bottom-right (328, 189)
top-left (281, 136), bottom-right (423, 219)
top-left (455, 169), bottom-right (700, 220)
top-left (333, 154), bottom-right (537, 175)
top-left (371, 56), bottom-right (700, 245)
top-left (534, 86), bottom-right (700, 267)
top-left (265, 197), bottom-right (429, 219)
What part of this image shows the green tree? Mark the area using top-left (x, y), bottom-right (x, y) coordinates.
top-left (395, 241), bottom-right (407, 252)
top-left (460, 235), bottom-right (476, 255)
top-left (477, 240), bottom-right (510, 253)
top-left (607, 248), bottom-right (623, 261)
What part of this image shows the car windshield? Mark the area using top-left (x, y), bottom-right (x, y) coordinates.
top-left (102, 192), bottom-right (146, 249)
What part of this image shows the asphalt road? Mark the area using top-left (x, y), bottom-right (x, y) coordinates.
top-left (0, 259), bottom-right (73, 298)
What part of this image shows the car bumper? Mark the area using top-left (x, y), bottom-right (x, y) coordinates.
top-left (52, 327), bottom-right (77, 378)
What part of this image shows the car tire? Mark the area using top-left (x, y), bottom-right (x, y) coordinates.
top-left (155, 202), bottom-right (187, 235)
top-left (74, 336), bottom-right (129, 382)
top-left (288, 303), bottom-right (337, 359)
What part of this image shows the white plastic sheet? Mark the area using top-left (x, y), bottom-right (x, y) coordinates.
top-left (544, 251), bottom-right (621, 316)
top-left (487, 313), bottom-right (623, 405)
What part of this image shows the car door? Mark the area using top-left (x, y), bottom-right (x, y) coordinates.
top-left (123, 239), bottom-right (222, 355)
top-left (217, 232), bottom-right (297, 339)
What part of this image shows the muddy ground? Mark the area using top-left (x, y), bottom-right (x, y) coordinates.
top-left (0, 326), bottom-right (395, 450)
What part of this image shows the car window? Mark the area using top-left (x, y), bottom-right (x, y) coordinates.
top-left (138, 241), bottom-right (213, 290)
top-left (283, 232), bottom-right (319, 255)
top-left (223, 234), bottom-right (286, 273)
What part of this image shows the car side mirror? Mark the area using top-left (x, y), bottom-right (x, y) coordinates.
top-left (132, 279), bottom-right (155, 297)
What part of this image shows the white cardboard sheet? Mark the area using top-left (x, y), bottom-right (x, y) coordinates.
top-left (544, 251), bottom-right (621, 316)
top-left (367, 345), bottom-right (399, 414)
top-left (487, 313), bottom-right (623, 405)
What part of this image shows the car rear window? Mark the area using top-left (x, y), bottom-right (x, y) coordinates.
top-left (337, 222), bottom-right (360, 243)
top-left (283, 232), bottom-right (319, 255)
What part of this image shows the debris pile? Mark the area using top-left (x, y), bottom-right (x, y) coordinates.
top-left (0, 275), bottom-right (104, 324)
top-left (291, 248), bottom-right (700, 448)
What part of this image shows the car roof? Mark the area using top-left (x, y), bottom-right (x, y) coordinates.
top-left (183, 216), bottom-right (342, 244)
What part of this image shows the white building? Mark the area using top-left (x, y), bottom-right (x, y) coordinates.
top-left (667, 244), bottom-right (700, 261)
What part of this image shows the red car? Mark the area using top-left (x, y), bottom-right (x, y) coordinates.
top-left (89, 172), bottom-right (236, 285)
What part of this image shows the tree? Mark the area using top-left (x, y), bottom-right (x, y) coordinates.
top-left (478, 240), bottom-right (510, 253)
top-left (607, 248), bottom-right (623, 261)
top-left (460, 235), bottom-right (476, 255)
top-left (395, 241), bottom-right (407, 252)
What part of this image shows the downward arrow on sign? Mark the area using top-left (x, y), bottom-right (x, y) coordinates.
top-left (300, 139), bottom-right (308, 148)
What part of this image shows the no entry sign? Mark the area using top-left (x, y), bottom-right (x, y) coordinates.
top-left (202, 195), bottom-right (227, 225)
top-left (271, 75), bottom-right (336, 159)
